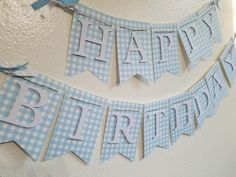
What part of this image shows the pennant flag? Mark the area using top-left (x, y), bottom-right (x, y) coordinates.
top-left (152, 23), bottom-right (180, 81)
top-left (220, 39), bottom-right (236, 86)
top-left (66, 4), bottom-right (116, 83)
top-left (46, 86), bottom-right (107, 163)
top-left (144, 99), bottom-right (170, 157)
top-left (169, 92), bottom-right (195, 144)
top-left (198, 2), bottom-right (222, 50)
top-left (205, 62), bottom-right (228, 108)
top-left (101, 101), bottom-right (143, 161)
top-left (116, 19), bottom-right (154, 83)
top-left (190, 79), bottom-right (215, 128)
top-left (178, 13), bottom-right (211, 67)
top-left (0, 74), bottom-right (65, 160)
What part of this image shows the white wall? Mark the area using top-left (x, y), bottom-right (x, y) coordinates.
top-left (0, 0), bottom-right (236, 177)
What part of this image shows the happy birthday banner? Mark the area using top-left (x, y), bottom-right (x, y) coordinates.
top-left (64, 1), bottom-right (222, 84)
top-left (0, 38), bottom-right (236, 162)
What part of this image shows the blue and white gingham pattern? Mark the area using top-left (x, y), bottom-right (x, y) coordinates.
top-left (0, 74), bottom-right (65, 160)
top-left (205, 62), bottom-right (228, 109)
top-left (66, 4), bottom-right (116, 83)
top-left (220, 39), bottom-right (236, 87)
top-left (116, 19), bottom-right (154, 83)
top-left (169, 92), bottom-right (195, 144)
top-left (189, 79), bottom-right (216, 128)
top-left (101, 101), bottom-right (143, 161)
top-left (178, 13), bottom-right (212, 67)
top-left (152, 23), bottom-right (180, 81)
top-left (46, 86), bottom-right (107, 163)
top-left (198, 3), bottom-right (222, 48)
top-left (144, 99), bottom-right (170, 157)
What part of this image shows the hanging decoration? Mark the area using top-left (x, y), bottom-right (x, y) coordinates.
top-left (0, 37), bottom-right (235, 162)
top-left (220, 38), bottom-right (236, 86)
top-left (101, 101), bottom-right (143, 161)
top-left (0, 0), bottom-right (234, 164)
top-left (0, 73), bottom-right (65, 160)
top-left (66, 5), bottom-right (116, 83)
top-left (152, 24), bottom-right (180, 81)
top-left (61, 1), bottom-right (222, 84)
top-left (46, 86), bottom-right (107, 163)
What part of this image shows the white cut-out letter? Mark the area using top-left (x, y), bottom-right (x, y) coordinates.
top-left (124, 32), bottom-right (149, 63)
top-left (224, 50), bottom-right (235, 72)
top-left (0, 81), bottom-right (48, 128)
top-left (194, 89), bottom-right (210, 118)
top-left (110, 112), bottom-right (135, 144)
top-left (202, 13), bottom-right (213, 39)
top-left (148, 109), bottom-right (167, 139)
top-left (69, 105), bottom-right (90, 141)
top-left (171, 99), bottom-right (193, 130)
top-left (211, 74), bottom-right (222, 99)
top-left (182, 26), bottom-right (197, 53)
top-left (156, 33), bottom-right (173, 63)
top-left (74, 18), bottom-right (112, 62)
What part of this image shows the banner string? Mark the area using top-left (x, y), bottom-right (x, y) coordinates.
top-left (31, 0), bottom-right (79, 10)
top-left (211, 0), bottom-right (222, 10)
top-left (0, 62), bottom-right (35, 78)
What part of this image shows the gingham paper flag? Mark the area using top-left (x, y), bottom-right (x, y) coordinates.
top-left (178, 13), bottom-right (211, 67)
top-left (46, 86), bottom-right (107, 163)
top-left (66, 4), bottom-right (116, 83)
top-left (220, 39), bottom-right (236, 87)
top-left (169, 92), bottom-right (195, 144)
top-left (152, 23), bottom-right (180, 81)
top-left (116, 19), bottom-right (154, 83)
top-left (205, 62), bottom-right (228, 108)
top-left (198, 2), bottom-right (222, 52)
top-left (144, 99), bottom-right (170, 157)
top-left (101, 101), bottom-right (143, 161)
top-left (0, 73), bottom-right (65, 160)
top-left (189, 79), bottom-right (215, 128)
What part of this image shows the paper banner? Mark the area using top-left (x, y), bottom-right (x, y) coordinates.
top-left (116, 19), bottom-right (154, 83)
top-left (0, 74), bottom-right (65, 160)
top-left (220, 39), bottom-right (236, 86)
top-left (198, 2), bottom-right (222, 50)
top-left (190, 79), bottom-right (215, 128)
top-left (144, 99), bottom-right (170, 157)
top-left (152, 23), bottom-right (180, 81)
top-left (46, 86), bottom-right (107, 163)
top-left (169, 92), bottom-right (195, 144)
top-left (66, 4), bottom-right (116, 83)
top-left (101, 101), bottom-right (143, 161)
top-left (205, 62), bottom-right (228, 108)
top-left (178, 13), bottom-right (211, 67)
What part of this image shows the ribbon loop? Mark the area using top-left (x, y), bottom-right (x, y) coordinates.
top-left (211, 0), bottom-right (222, 10)
top-left (0, 62), bottom-right (35, 78)
top-left (31, 0), bottom-right (79, 10)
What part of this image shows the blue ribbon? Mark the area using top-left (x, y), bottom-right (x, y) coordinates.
top-left (0, 62), bottom-right (34, 78)
top-left (32, 0), bottom-right (79, 10)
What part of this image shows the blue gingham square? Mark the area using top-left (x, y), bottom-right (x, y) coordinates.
top-left (152, 23), bottom-right (180, 81)
top-left (189, 79), bottom-right (215, 128)
top-left (101, 101), bottom-right (143, 161)
top-left (116, 19), bottom-right (154, 83)
top-left (0, 73), bottom-right (65, 160)
top-left (46, 86), bottom-right (107, 163)
top-left (220, 39), bottom-right (236, 87)
top-left (144, 99), bottom-right (170, 157)
top-left (169, 92), bottom-right (195, 144)
top-left (178, 13), bottom-right (212, 67)
top-left (66, 4), bottom-right (116, 83)
top-left (198, 3), bottom-right (222, 50)
top-left (205, 62), bottom-right (228, 108)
